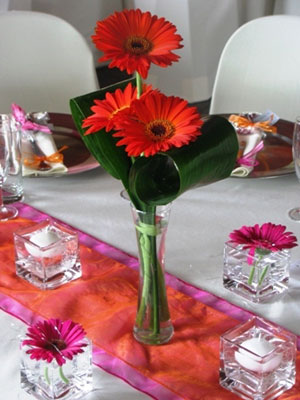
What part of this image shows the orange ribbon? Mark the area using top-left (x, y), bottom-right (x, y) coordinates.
top-left (23, 145), bottom-right (68, 169)
top-left (229, 114), bottom-right (277, 133)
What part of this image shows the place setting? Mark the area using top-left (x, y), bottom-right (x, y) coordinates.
top-left (15, 105), bottom-right (98, 178)
top-left (2, 102), bottom-right (100, 214)
top-left (227, 110), bottom-right (294, 179)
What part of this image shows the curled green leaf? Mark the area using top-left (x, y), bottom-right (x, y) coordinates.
top-left (129, 116), bottom-right (239, 206)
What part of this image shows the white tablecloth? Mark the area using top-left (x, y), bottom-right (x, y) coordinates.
top-left (2, 166), bottom-right (300, 399)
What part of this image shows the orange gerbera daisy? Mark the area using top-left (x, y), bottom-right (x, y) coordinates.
top-left (82, 83), bottom-right (152, 135)
top-left (113, 90), bottom-right (203, 157)
top-left (92, 9), bottom-right (183, 79)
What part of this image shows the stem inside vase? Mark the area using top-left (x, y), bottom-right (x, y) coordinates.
top-left (130, 201), bottom-right (173, 345)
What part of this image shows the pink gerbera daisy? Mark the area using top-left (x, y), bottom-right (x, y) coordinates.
top-left (229, 222), bottom-right (297, 254)
top-left (22, 319), bottom-right (87, 366)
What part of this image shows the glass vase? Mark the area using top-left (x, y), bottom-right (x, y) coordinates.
top-left (223, 242), bottom-right (290, 303)
top-left (20, 337), bottom-right (93, 400)
top-left (129, 199), bottom-right (173, 345)
top-left (220, 317), bottom-right (296, 399)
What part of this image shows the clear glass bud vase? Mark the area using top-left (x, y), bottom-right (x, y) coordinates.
top-left (129, 200), bottom-right (174, 345)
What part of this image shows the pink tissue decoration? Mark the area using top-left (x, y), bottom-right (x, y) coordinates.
top-left (11, 103), bottom-right (51, 133)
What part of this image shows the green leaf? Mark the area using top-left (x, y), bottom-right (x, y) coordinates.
top-left (69, 78), bottom-right (135, 188)
top-left (128, 116), bottom-right (239, 206)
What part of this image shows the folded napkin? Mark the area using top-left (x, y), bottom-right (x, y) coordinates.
top-left (11, 105), bottom-right (68, 177)
top-left (22, 130), bottom-right (68, 177)
top-left (230, 111), bottom-right (278, 177)
top-left (231, 132), bottom-right (264, 177)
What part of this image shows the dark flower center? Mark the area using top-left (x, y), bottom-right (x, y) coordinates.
top-left (152, 125), bottom-right (166, 136)
top-left (45, 338), bottom-right (67, 352)
top-left (146, 119), bottom-right (175, 141)
top-left (125, 36), bottom-right (153, 55)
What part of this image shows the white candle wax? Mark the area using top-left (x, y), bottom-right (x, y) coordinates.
top-left (26, 230), bottom-right (60, 257)
top-left (235, 337), bottom-right (282, 373)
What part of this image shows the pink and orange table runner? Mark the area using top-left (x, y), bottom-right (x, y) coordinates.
top-left (0, 203), bottom-right (300, 399)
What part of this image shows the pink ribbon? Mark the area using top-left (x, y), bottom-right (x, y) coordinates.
top-left (237, 140), bottom-right (264, 167)
top-left (11, 103), bottom-right (51, 133)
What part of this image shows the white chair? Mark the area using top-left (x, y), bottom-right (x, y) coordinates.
top-left (0, 10), bottom-right (99, 114)
top-left (209, 15), bottom-right (300, 122)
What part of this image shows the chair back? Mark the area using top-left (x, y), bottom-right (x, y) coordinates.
top-left (0, 10), bottom-right (99, 114)
top-left (209, 15), bottom-right (300, 122)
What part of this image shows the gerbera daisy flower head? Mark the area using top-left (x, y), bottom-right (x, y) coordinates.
top-left (112, 90), bottom-right (203, 157)
top-left (82, 82), bottom-right (152, 135)
top-left (229, 222), bottom-right (298, 255)
top-left (92, 8), bottom-right (183, 79)
top-left (22, 318), bottom-right (87, 366)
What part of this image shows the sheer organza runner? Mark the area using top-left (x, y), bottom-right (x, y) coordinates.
top-left (0, 203), bottom-right (299, 400)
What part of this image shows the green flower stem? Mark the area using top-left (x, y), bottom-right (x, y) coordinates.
top-left (157, 260), bottom-right (170, 321)
top-left (150, 233), bottom-right (159, 334)
top-left (136, 71), bottom-right (143, 99)
top-left (248, 255), bottom-right (263, 285)
top-left (136, 226), bottom-right (152, 326)
top-left (44, 366), bottom-right (50, 385)
top-left (258, 265), bottom-right (269, 286)
top-left (59, 366), bottom-right (69, 384)
top-left (135, 209), bottom-right (160, 334)
top-left (44, 365), bottom-right (69, 385)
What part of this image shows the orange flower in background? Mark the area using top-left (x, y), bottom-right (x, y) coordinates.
top-left (82, 82), bottom-right (152, 135)
top-left (92, 8), bottom-right (183, 79)
top-left (113, 90), bottom-right (203, 157)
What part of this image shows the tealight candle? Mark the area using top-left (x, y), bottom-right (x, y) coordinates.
top-left (14, 219), bottom-right (82, 289)
top-left (30, 231), bottom-right (59, 247)
top-left (235, 337), bottom-right (282, 373)
top-left (220, 317), bottom-right (296, 399)
top-left (25, 230), bottom-right (61, 258)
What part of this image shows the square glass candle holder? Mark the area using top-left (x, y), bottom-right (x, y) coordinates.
top-left (14, 219), bottom-right (81, 290)
top-left (223, 242), bottom-right (290, 303)
top-left (20, 337), bottom-right (93, 400)
top-left (220, 317), bottom-right (296, 400)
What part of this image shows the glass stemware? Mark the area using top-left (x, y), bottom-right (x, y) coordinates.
top-left (289, 116), bottom-right (300, 220)
top-left (0, 115), bottom-right (18, 221)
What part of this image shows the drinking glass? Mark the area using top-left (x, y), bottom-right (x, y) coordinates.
top-left (0, 116), bottom-right (18, 220)
top-left (3, 115), bottom-right (23, 203)
top-left (289, 116), bottom-right (300, 220)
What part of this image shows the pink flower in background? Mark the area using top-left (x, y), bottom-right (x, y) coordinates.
top-left (229, 222), bottom-right (298, 254)
top-left (11, 103), bottom-right (51, 133)
top-left (22, 319), bottom-right (87, 366)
